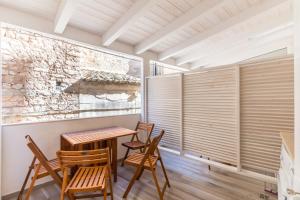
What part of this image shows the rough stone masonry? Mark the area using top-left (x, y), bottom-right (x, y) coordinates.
top-left (1, 25), bottom-right (141, 124)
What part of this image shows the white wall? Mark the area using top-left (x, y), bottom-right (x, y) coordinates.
top-left (293, 0), bottom-right (300, 193)
top-left (1, 114), bottom-right (140, 196)
top-left (0, 22), bottom-right (3, 198)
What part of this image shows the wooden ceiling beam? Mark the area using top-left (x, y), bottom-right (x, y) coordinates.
top-left (134, 0), bottom-right (224, 54)
top-left (190, 28), bottom-right (293, 69)
top-left (210, 36), bottom-right (292, 67)
top-left (54, 0), bottom-right (78, 33)
top-left (159, 0), bottom-right (289, 61)
top-left (176, 11), bottom-right (292, 65)
top-left (102, 0), bottom-right (156, 46)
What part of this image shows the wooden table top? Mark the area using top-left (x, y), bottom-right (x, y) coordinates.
top-left (280, 132), bottom-right (294, 160)
top-left (62, 126), bottom-right (137, 146)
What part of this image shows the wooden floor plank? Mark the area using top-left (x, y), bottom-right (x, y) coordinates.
top-left (8, 150), bottom-right (277, 200)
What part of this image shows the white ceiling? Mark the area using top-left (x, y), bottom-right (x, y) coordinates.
top-left (0, 0), bottom-right (293, 68)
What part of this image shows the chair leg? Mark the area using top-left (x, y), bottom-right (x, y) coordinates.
top-left (107, 166), bottom-right (114, 200)
top-left (60, 190), bottom-right (64, 200)
top-left (109, 176), bottom-right (114, 199)
top-left (18, 157), bottom-right (36, 200)
top-left (60, 170), bottom-right (70, 200)
top-left (123, 166), bottom-right (143, 198)
top-left (156, 149), bottom-right (170, 187)
top-left (159, 159), bottom-right (171, 187)
top-left (121, 148), bottom-right (130, 167)
top-left (25, 164), bottom-right (41, 200)
top-left (150, 167), bottom-right (163, 200)
top-left (103, 184), bottom-right (107, 200)
top-left (136, 167), bottom-right (144, 180)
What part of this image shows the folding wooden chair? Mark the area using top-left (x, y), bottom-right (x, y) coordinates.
top-left (57, 148), bottom-right (113, 200)
top-left (18, 135), bottom-right (62, 200)
top-left (121, 121), bottom-right (154, 166)
top-left (123, 130), bottom-right (170, 200)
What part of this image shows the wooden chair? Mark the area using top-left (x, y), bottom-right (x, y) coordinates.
top-left (121, 121), bottom-right (154, 166)
top-left (57, 148), bottom-right (113, 200)
top-left (18, 135), bottom-right (62, 200)
top-left (123, 130), bottom-right (170, 200)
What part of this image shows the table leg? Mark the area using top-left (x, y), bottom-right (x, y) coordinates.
top-left (111, 138), bottom-right (118, 182)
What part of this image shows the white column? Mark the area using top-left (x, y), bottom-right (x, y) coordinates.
top-left (140, 53), bottom-right (152, 122)
top-left (0, 22), bottom-right (3, 198)
top-left (294, 0), bottom-right (300, 192)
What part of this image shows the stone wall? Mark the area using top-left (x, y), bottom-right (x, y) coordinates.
top-left (1, 25), bottom-right (141, 124)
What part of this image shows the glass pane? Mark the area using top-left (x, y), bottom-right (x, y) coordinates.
top-left (150, 60), bottom-right (186, 76)
top-left (1, 24), bottom-right (141, 124)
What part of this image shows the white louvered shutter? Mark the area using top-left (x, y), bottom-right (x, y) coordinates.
top-left (240, 57), bottom-right (294, 173)
top-left (183, 66), bottom-right (239, 166)
top-left (146, 75), bottom-right (182, 150)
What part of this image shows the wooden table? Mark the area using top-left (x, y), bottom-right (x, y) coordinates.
top-left (61, 126), bottom-right (137, 182)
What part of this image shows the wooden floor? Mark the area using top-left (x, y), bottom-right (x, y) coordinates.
top-left (11, 150), bottom-right (277, 200)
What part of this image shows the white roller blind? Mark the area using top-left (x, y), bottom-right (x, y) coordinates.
top-left (146, 56), bottom-right (294, 177)
top-left (146, 75), bottom-right (181, 150)
top-left (183, 66), bottom-right (239, 166)
top-left (240, 57), bottom-right (294, 173)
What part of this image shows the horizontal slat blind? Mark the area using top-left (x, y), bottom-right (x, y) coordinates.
top-left (183, 67), bottom-right (239, 165)
top-left (240, 57), bottom-right (294, 173)
top-left (146, 56), bottom-right (294, 176)
top-left (147, 75), bottom-right (181, 150)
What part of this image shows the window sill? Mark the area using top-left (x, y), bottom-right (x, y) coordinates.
top-left (1, 113), bottom-right (141, 127)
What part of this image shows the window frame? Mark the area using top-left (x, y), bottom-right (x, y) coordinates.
top-left (0, 23), bottom-right (144, 125)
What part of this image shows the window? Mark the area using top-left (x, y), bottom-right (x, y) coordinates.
top-left (150, 60), bottom-right (188, 76)
top-left (1, 24), bottom-right (142, 124)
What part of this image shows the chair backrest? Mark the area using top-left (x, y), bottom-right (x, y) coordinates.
top-left (135, 121), bottom-right (154, 135)
top-left (135, 121), bottom-right (154, 143)
top-left (25, 135), bottom-right (62, 185)
top-left (26, 135), bottom-right (49, 163)
top-left (145, 129), bottom-right (164, 156)
top-left (57, 148), bottom-right (110, 169)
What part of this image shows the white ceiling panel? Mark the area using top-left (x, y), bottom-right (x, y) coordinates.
top-left (69, 0), bottom-right (135, 35)
top-left (0, 0), bottom-right (293, 68)
top-left (0, 0), bottom-right (59, 20)
top-left (118, 0), bottom-right (203, 45)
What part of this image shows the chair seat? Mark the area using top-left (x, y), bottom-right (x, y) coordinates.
top-left (34, 158), bottom-right (61, 179)
top-left (122, 141), bottom-right (146, 150)
top-left (124, 153), bottom-right (158, 169)
top-left (65, 166), bottom-right (107, 193)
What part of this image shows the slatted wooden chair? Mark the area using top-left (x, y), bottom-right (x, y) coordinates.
top-left (121, 121), bottom-right (154, 166)
top-left (123, 130), bottom-right (170, 200)
top-left (18, 135), bottom-right (62, 200)
top-left (57, 148), bottom-right (113, 200)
